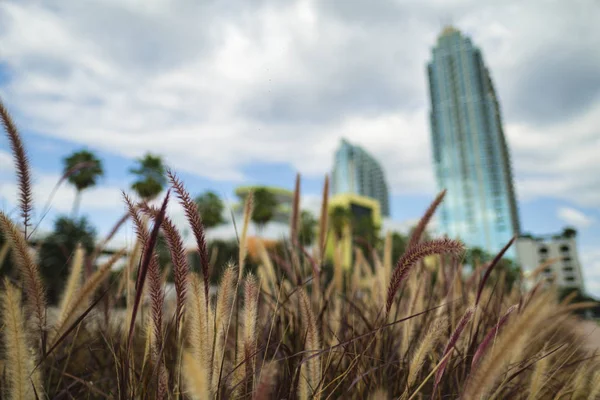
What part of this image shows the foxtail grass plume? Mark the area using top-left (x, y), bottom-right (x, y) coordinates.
top-left (55, 244), bottom-right (85, 336)
top-left (183, 351), bottom-right (209, 400)
top-left (187, 274), bottom-right (211, 391)
top-left (386, 238), bottom-right (464, 316)
top-left (0, 241), bottom-right (10, 269)
top-left (212, 264), bottom-right (237, 391)
top-left (1, 99), bottom-right (34, 237)
top-left (242, 274), bottom-right (260, 378)
top-left (406, 316), bottom-right (448, 391)
top-left (471, 305), bottom-right (517, 368)
top-left (168, 169), bottom-right (211, 306)
top-left (139, 203), bottom-right (189, 331)
top-left (527, 343), bottom-right (550, 400)
top-left (317, 176), bottom-right (329, 265)
top-left (0, 212), bottom-right (47, 340)
top-left (431, 305), bottom-right (476, 396)
top-left (126, 190), bottom-right (170, 351)
top-left (406, 189), bottom-right (446, 250)
top-left (298, 288), bottom-right (321, 397)
top-left (2, 279), bottom-right (43, 399)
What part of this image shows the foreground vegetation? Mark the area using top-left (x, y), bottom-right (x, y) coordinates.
top-left (1, 98), bottom-right (599, 399)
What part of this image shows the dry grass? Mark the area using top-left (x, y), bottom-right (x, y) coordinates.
top-left (0, 97), bottom-right (599, 399)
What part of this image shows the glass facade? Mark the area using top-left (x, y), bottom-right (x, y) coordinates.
top-left (427, 27), bottom-right (520, 256)
top-left (331, 138), bottom-right (390, 216)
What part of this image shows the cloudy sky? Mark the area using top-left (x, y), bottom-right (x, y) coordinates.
top-left (1, 0), bottom-right (599, 295)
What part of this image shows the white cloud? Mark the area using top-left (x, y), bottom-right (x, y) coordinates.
top-left (0, 0), bottom-right (599, 207)
top-left (0, 172), bottom-right (125, 215)
top-left (557, 207), bottom-right (595, 229)
top-left (0, 150), bottom-right (13, 170)
top-left (509, 102), bottom-right (600, 207)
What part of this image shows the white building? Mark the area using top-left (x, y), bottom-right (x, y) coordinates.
top-left (516, 229), bottom-right (584, 291)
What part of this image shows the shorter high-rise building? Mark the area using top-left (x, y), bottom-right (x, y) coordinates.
top-left (331, 138), bottom-right (390, 216)
top-left (516, 228), bottom-right (585, 291)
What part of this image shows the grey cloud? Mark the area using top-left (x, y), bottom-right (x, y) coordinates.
top-left (316, 0), bottom-right (474, 28)
top-left (43, 2), bottom-right (217, 75)
top-left (239, 16), bottom-right (432, 124)
top-left (507, 49), bottom-right (600, 124)
top-left (318, 0), bottom-right (411, 26)
top-left (242, 60), bottom-right (419, 124)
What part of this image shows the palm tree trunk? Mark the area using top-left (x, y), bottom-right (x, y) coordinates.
top-left (72, 190), bottom-right (82, 218)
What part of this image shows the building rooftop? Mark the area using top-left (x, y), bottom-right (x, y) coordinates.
top-left (519, 227), bottom-right (578, 241)
top-left (440, 25), bottom-right (459, 37)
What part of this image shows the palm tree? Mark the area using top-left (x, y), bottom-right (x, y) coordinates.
top-left (249, 187), bottom-right (278, 234)
top-left (195, 191), bottom-right (225, 229)
top-left (63, 150), bottom-right (104, 217)
top-left (129, 153), bottom-right (167, 201)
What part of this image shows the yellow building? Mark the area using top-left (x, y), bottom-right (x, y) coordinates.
top-left (326, 193), bottom-right (382, 270)
top-left (324, 193), bottom-right (440, 274)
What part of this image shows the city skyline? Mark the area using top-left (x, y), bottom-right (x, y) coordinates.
top-left (331, 138), bottom-right (390, 217)
top-left (0, 0), bottom-right (598, 296)
top-left (427, 27), bottom-right (520, 256)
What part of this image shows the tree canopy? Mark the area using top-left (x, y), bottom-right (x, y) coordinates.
top-left (195, 191), bottom-right (225, 229)
top-left (38, 216), bottom-right (97, 304)
top-left (63, 149), bottom-right (104, 217)
top-left (129, 153), bottom-right (167, 201)
top-left (248, 187), bottom-right (278, 232)
top-left (299, 210), bottom-right (317, 246)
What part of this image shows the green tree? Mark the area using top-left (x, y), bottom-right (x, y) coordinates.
top-left (465, 246), bottom-right (489, 267)
top-left (249, 187), bottom-right (278, 233)
top-left (299, 210), bottom-right (317, 246)
top-left (38, 216), bottom-right (96, 304)
top-left (129, 153), bottom-right (167, 201)
top-left (195, 191), bottom-right (225, 229)
top-left (352, 214), bottom-right (378, 254)
top-left (188, 239), bottom-right (252, 284)
top-left (464, 246), bottom-right (521, 292)
top-left (329, 206), bottom-right (349, 240)
top-left (562, 226), bottom-right (577, 238)
top-left (63, 150), bottom-right (104, 217)
top-left (390, 232), bottom-right (408, 264)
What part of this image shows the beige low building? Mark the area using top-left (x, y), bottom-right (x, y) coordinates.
top-left (516, 229), bottom-right (585, 291)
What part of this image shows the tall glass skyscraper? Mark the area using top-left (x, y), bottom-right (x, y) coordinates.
top-left (427, 27), bottom-right (520, 256)
top-left (331, 138), bottom-right (390, 216)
